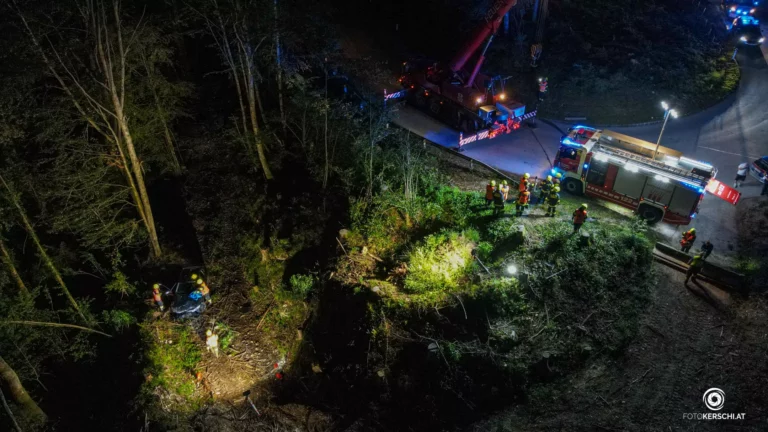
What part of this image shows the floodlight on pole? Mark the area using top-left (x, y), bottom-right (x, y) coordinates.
top-left (653, 102), bottom-right (678, 160)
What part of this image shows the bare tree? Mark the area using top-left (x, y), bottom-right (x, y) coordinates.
top-left (12, 0), bottom-right (163, 256)
top-left (0, 354), bottom-right (47, 426)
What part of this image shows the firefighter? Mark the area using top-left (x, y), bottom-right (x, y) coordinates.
top-left (485, 180), bottom-right (496, 207)
top-left (516, 190), bottom-right (531, 216)
top-left (191, 273), bottom-right (199, 282)
top-left (500, 180), bottom-right (511, 202)
top-left (685, 254), bottom-right (705, 283)
top-left (680, 228), bottom-right (697, 253)
top-left (492, 186), bottom-right (505, 216)
top-left (519, 173), bottom-right (531, 193)
top-left (545, 186), bottom-right (561, 217)
top-left (700, 240), bottom-right (714, 260)
top-left (538, 77), bottom-right (548, 101)
top-left (151, 284), bottom-right (164, 311)
top-left (572, 203), bottom-right (588, 233)
top-left (552, 172), bottom-right (562, 187)
top-left (206, 329), bottom-right (219, 358)
top-left (196, 278), bottom-right (212, 304)
top-left (538, 175), bottom-right (553, 204)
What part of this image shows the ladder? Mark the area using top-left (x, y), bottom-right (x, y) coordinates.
top-left (593, 143), bottom-right (710, 184)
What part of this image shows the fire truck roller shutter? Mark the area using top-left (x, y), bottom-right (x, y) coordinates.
top-left (612, 168), bottom-right (644, 198)
top-left (641, 176), bottom-right (675, 206)
top-left (667, 186), bottom-right (699, 217)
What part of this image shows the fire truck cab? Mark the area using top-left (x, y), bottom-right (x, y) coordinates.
top-left (553, 126), bottom-right (717, 225)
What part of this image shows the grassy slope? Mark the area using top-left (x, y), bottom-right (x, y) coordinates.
top-left (489, 0), bottom-right (740, 124)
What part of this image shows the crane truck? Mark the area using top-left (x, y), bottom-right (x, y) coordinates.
top-left (388, 0), bottom-right (535, 147)
top-left (552, 126), bottom-right (740, 225)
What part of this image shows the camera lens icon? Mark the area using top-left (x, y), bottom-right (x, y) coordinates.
top-left (703, 388), bottom-right (725, 411)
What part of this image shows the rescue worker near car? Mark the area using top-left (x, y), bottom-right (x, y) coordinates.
top-left (206, 329), bottom-right (219, 357)
top-left (572, 203), bottom-right (588, 233)
top-left (519, 173), bottom-right (531, 193)
top-left (545, 186), bottom-right (561, 217)
top-left (492, 187), bottom-right (505, 216)
top-left (196, 278), bottom-right (212, 304)
top-left (680, 228), bottom-right (697, 253)
top-left (516, 190), bottom-right (531, 216)
top-left (685, 254), bottom-right (705, 283)
top-left (538, 175), bottom-right (553, 204)
top-left (485, 180), bottom-right (496, 207)
top-left (500, 180), bottom-right (511, 202)
top-left (152, 283), bottom-right (164, 311)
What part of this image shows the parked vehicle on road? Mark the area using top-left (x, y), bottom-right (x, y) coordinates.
top-left (750, 156), bottom-right (768, 182)
top-left (727, 2), bottom-right (757, 18)
top-left (552, 126), bottom-right (727, 225)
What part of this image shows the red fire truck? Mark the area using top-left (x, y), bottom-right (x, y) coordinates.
top-left (552, 126), bottom-right (733, 225)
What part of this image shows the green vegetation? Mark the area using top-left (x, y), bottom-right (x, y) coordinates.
top-left (141, 322), bottom-right (203, 410)
top-left (331, 184), bottom-right (656, 427)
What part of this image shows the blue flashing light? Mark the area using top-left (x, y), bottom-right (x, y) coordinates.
top-left (561, 137), bottom-right (582, 147)
top-left (551, 168), bottom-right (558, 175)
top-left (690, 213), bottom-right (696, 219)
top-left (583, 163), bottom-right (589, 169)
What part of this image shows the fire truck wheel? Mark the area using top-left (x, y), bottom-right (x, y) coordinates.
top-left (638, 205), bottom-right (663, 224)
top-left (563, 178), bottom-right (583, 195)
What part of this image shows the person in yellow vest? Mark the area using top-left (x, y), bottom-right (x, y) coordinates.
top-left (685, 254), bottom-right (705, 283)
top-left (500, 180), bottom-right (511, 201)
top-left (152, 283), bottom-right (164, 311)
top-left (196, 278), bottom-right (212, 304)
top-left (485, 180), bottom-right (496, 207)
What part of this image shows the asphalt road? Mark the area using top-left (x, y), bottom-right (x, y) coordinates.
top-left (393, 39), bottom-right (768, 261)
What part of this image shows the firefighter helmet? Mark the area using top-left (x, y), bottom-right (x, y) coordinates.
top-left (580, 203), bottom-right (588, 209)
top-left (206, 329), bottom-right (213, 336)
top-left (197, 279), bottom-right (204, 285)
top-left (491, 180), bottom-right (496, 186)
top-left (555, 173), bottom-right (562, 179)
top-left (689, 228), bottom-right (696, 233)
top-left (502, 180), bottom-right (508, 185)
top-left (153, 283), bottom-right (160, 290)
top-left (546, 175), bottom-right (552, 182)
top-left (553, 186), bottom-right (561, 193)
top-left (523, 173), bottom-right (530, 179)
top-left (191, 273), bottom-right (198, 280)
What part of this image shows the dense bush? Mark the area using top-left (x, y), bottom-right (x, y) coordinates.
top-left (404, 229), bottom-right (477, 294)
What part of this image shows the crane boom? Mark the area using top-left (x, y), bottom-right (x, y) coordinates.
top-left (449, 0), bottom-right (518, 74)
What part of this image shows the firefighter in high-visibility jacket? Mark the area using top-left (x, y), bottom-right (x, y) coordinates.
top-left (680, 228), bottom-right (696, 253)
top-left (516, 190), bottom-right (531, 216)
top-left (492, 187), bottom-right (505, 216)
top-left (485, 180), bottom-right (496, 207)
top-left (519, 173), bottom-right (531, 193)
top-left (152, 283), bottom-right (164, 311)
top-left (196, 278), bottom-right (212, 304)
top-left (538, 175), bottom-right (553, 204)
top-left (572, 203), bottom-right (588, 233)
top-left (500, 180), bottom-right (511, 202)
top-left (685, 254), bottom-right (705, 283)
top-left (545, 186), bottom-right (561, 217)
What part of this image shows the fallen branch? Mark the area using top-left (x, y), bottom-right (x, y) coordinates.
top-left (255, 301), bottom-right (275, 332)
top-left (335, 237), bottom-right (348, 255)
top-left (452, 294), bottom-right (468, 320)
top-left (631, 368), bottom-right (652, 385)
top-left (1, 321), bottom-right (112, 337)
top-left (0, 386), bottom-right (23, 432)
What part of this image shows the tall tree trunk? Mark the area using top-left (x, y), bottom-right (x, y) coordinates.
top-left (323, 66), bottom-right (329, 189)
top-left (239, 42), bottom-right (273, 180)
top-left (143, 56), bottom-right (182, 175)
top-left (0, 174), bottom-right (88, 324)
top-left (0, 237), bottom-right (28, 295)
top-left (274, 0), bottom-right (286, 134)
top-left (0, 355), bottom-right (47, 425)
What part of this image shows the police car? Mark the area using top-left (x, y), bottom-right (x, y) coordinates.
top-left (750, 156), bottom-right (768, 183)
top-left (732, 16), bottom-right (765, 44)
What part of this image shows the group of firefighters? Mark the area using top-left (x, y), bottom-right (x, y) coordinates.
top-left (484, 172), bottom-right (589, 233)
top-left (151, 273), bottom-right (212, 312)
